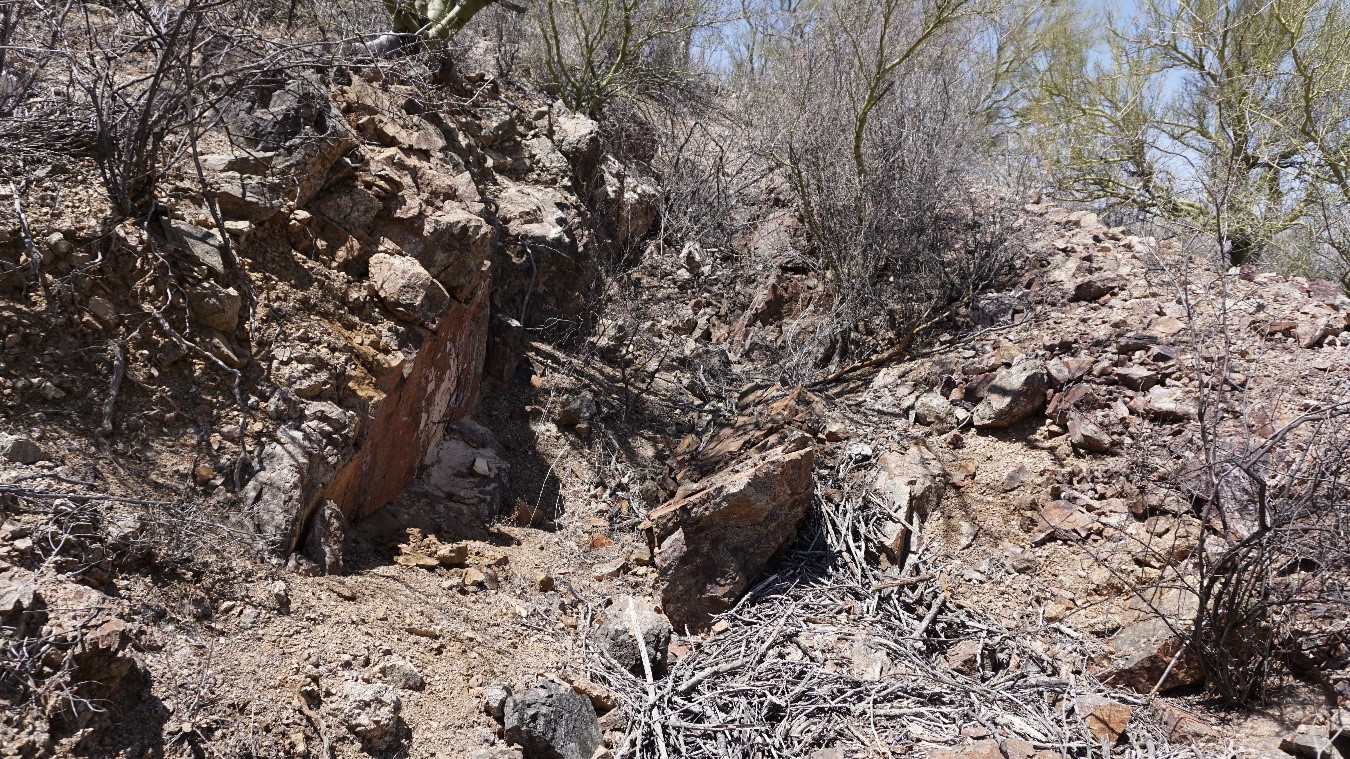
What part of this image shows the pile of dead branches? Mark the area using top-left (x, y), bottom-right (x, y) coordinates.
top-left (589, 453), bottom-right (1215, 758)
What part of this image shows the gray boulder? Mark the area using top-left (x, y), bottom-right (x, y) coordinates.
top-left (339, 681), bottom-right (402, 750)
top-left (972, 360), bottom-right (1048, 428)
top-left (503, 681), bottom-right (602, 759)
top-left (0, 435), bottom-right (48, 464)
top-left (598, 596), bottom-right (672, 677)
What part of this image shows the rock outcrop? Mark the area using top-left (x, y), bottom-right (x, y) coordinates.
top-left (213, 71), bottom-right (658, 560)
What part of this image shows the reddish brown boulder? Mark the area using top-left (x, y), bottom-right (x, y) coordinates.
top-left (652, 435), bottom-right (815, 631)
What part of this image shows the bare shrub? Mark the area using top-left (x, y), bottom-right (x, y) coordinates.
top-left (531, 0), bottom-right (713, 118)
top-left (1139, 228), bottom-right (1350, 704)
top-left (742, 0), bottom-right (1023, 371)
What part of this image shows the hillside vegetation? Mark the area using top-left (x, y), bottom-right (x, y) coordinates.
top-left (0, 0), bottom-right (1347, 758)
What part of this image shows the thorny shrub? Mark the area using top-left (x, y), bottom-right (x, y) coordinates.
top-left (1146, 230), bottom-right (1350, 704)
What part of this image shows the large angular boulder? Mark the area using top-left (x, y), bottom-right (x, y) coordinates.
top-left (503, 681), bottom-right (602, 759)
top-left (651, 434), bottom-right (815, 631)
top-left (972, 360), bottom-right (1048, 428)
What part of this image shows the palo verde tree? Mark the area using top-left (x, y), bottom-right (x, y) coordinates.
top-left (384, 0), bottom-right (524, 39)
top-left (1023, 0), bottom-right (1350, 280)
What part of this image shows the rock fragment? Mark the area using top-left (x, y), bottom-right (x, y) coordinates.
top-left (972, 361), bottom-right (1048, 428)
top-left (1077, 695), bottom-right (1132, 744)
top-left (597, 596), bottom-right (672, 677)
top-left (1279, 724), bottom-right (1342, 758)
top-left (503, 680), bottom-right (602, 759)
top-left (368, 252), bottom-right (451, 324)
top-left (484, 682), bottom-right (512, 720)
top-left (1067, 415), bottom-right (1113, 453)
top-left (651, 435), bottom-right (815, 630)
top-left (1130, 385), bottom-right (1197, 422)
top-left (871, 444), bottom-right (946, 563)
top-left (0, 435), bottom-right (47, 464)
top-left (380, 658), bottom-right (424, 691)
top-left (188, 283), bottom-right (242, 332)
top-left (339, 681), bottom-right (402, 750)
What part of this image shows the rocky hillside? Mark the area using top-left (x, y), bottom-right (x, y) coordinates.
top-left (1, 55), bottom-right (1348, 759)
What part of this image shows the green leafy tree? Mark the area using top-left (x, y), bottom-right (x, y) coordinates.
top-left (1024, 0), bottom-right (1350, 279)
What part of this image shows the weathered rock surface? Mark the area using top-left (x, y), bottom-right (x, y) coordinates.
top-left (339, 681), bottom-right (402, 750)
top-left (971, 360), bottom-right (1048, 428)
top-left (0, 434), bottom-right (47, 464)
top-left (1101, 588), bottom-right (1203, 692)
top-left (871, 444), bottom-right (946, 564)
top-left (503, 680), bottom-right (602, 759)
top-left (652, 434), bottom-right (815, 630)
top-left (368, 252), bottom-right (452, 325)
top-left (597, 595), bottom-right (672, 677)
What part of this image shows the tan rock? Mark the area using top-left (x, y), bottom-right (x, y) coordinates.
top-left (871, 444), bottom-right (946, 563)
top-left (367, 252), bottom-right (450, 324)
top-left (1077, 695), bottom-right (1132, 743)
top-left (972, 361), bottom-right (1048, 428)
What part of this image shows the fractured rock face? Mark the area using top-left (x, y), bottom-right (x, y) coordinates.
top-left (503, 680), bottom-right (602, 759)
top-left (972, 360), bottom-right (1048, 428)
top-left (419, 418), bottom-right (509, 527)
top-left (368, 252), bottom-right (451, 325)
top-left (652, 434), bottom-right (815, 631)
